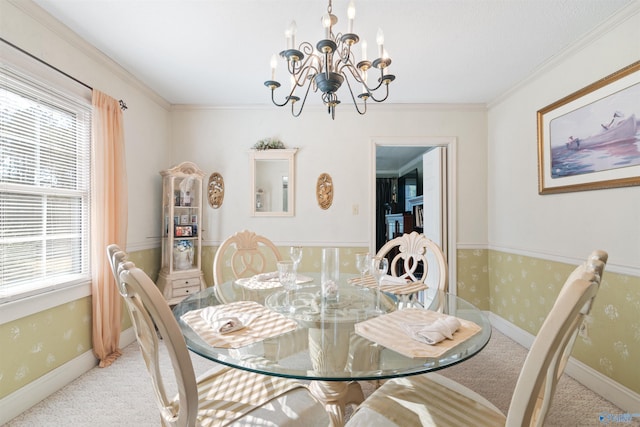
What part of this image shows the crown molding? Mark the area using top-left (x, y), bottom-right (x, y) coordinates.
top-left (7, 0), bottom-right (170, 110)
top-left (488, 1), bottom-right (640, 108)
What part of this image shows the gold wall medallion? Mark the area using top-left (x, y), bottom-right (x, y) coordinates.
top-left (316, 173), bottom-right (333, 210)
top-left (207, 172), bottom-right (224, 209)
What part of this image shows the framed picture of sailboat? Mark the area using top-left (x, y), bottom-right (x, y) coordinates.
top-left (537, 61), bottom-right (640, 194)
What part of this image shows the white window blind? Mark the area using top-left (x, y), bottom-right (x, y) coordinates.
top-left (0, 62), bottom-right (92, 300)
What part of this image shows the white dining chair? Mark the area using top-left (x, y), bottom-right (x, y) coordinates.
top-left (107, 245), bottom-right (329, 427)
top-left (375, 231), bottom-right (448, 308)
top-left (213, 229), bottom-right (283, 287)
top-left (346, 250), bottom-right (607, 427)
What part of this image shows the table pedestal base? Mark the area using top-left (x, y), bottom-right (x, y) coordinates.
top-left (309, 380), bottom-right (364, 427)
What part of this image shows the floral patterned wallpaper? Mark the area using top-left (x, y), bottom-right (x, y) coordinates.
top-left (488, 250), bottom-right (639, 394)
top-left (456, 248), bottom-right (490, 310)
top-left (1, 247), bottom-right (638, 399)
top-left (0, 297), bottom-right (92, 397)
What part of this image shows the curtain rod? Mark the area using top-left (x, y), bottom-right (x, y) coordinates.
top-left (1, 37), bottom-right (128, 111)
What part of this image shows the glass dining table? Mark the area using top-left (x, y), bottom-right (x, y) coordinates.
top-left (173, 273), bottom-right (492, 427)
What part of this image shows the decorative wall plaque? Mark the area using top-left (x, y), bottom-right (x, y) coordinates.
top-left (207, 172), bottom-right (224, 209)
top-left (316, 173), bottom-right (333, 210)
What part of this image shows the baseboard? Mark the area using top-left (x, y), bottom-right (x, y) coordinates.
top-left (0, 327), bottom-right (136, 425)
top-left (489, 312), bottom-right (640, 412)
top-left (0, 349), bottom-right (97, 425)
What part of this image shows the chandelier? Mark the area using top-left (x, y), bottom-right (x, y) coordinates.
top-left (264, 0), bottom-right (395, 119)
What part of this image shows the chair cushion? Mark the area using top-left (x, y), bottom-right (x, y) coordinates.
top-left (347, 373), bottom-right (506, 427)
top-left (194, 366), bottom-right (310, 426)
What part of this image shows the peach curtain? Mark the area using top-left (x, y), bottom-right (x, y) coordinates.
top-left (91, 90), bottom-right (128, 367)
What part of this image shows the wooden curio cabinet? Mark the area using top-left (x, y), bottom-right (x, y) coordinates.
top-left (157, 161), bottom-right (206, 305)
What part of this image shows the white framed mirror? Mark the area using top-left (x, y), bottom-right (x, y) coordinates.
top-left (249, 148), bottom-right (297, 217)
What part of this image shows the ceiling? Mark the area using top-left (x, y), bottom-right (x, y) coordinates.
top-left (32, 0), bottom-right (633, 108)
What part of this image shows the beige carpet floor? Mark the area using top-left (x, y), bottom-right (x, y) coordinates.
top-left (5, 328), bottom-right (636, 426)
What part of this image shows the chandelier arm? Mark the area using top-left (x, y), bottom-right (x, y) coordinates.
top-left (286, 42), bottom-right (317, 75)
top-left (340, 62), bottom-right (364, 84)
top-left (336, 38), bottom-right (353, 65)
top-left (338, 60), bottom-right (385, 93)
top-left (290, 78), bottom-right (315, 117)
top-left (365, 82), bottom-right (391, 103)
top-left (367, 68), bottom-right (387, 92)
top-left (270, 87), bottom-right (292, 107)
top-left (342, 75), bottom-right (367, 115)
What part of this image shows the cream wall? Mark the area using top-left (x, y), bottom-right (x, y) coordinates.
top-left (487, 4), bottom-right (640, 397)
top-left (170, 105), bottom-right (488, 247)
top-left (487, 7), bottom-right (640, 267)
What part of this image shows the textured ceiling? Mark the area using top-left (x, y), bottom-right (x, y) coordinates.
top-left (32, 0), bottom-right (634, 107)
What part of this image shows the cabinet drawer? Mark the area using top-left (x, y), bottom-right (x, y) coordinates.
top-left (172, 285), bottom-right (201, 298)
top-left (172, 278), bottom-right (201, 289)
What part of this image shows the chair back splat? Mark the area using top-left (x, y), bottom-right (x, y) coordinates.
top-left (213, 229), bottom-right (282, 286)
top-left (375, 231), bottom-right (448, 307)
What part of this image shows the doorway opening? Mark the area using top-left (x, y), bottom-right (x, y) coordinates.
top-left (371, 137), bottom-right (457, 295)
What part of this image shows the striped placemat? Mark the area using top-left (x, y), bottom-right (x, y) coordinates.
top-left (181, 301), bottom-right (298, 349)
top-left (354, 308), bottom-right (481, 358)
top-left (235, 274), bottom-right (314, 290)
top-left (349, 275), bottom-right (428, 296)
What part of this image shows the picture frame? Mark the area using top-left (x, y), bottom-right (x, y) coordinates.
top-left (174, 225), bottom-right (193, 237)
top-left (537, 61), bottom-right (640, 194)
top-left (180, 214), bottom-right (189, 225)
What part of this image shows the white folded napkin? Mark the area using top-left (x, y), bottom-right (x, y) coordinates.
top-left (380, 274), bottom-right (408, 286)
top-left (253, 271), bottom-right (279, 282)
top-left (401, 316), bottom-right (462, 345)
top-left (200, 306), bottom-right (259, 334)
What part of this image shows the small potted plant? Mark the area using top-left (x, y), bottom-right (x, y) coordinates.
top-left (253, 137), bottom-right (285, 150)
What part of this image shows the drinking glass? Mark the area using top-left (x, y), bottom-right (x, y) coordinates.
top-left (355, 252), bottom-right (371, 285)
top-left (289, 246), bottom-right (303, 274)
top-left (321, 247), bottom-right (340, 302)
top-left (277, 261), bottom-right (297, 313)
top-left (370, 256), bottom-right (389, 314)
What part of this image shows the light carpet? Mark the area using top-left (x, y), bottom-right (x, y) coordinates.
top-left (5, 329), bottom-right (635, 426)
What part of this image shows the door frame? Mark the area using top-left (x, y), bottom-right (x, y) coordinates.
top-left (370, 136), bottom-right (458, 294)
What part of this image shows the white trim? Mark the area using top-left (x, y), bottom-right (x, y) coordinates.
top-left (203, 240), bottom-right (370, 247)
top-left (489, 312), bottom-right (640, 413)
top-left (397, 243), bottom-right (638, 277)
top-left (488, 244), bottom-right (639, 277)
top-left (488, 1), bottom-right (640, 108)
top-left (125, 239), bottom-right (161, 252)
top-left (7, 0), bottom-right (170, 110)
top-left (456, 243), bottom-right (489, 250)
top-left (119, 326), bottom-right (137, 348)
top-left (0, 281), bottom-right (91, 324)
top-left (0, 327), bottom-right (136, 425)
top-left (0, 348), bottom-right (97, 425)
top-left (170, 103), bottom-right (487, 112)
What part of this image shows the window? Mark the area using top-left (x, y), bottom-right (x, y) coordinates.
top-left (0, 61), bottom-right (92, 301)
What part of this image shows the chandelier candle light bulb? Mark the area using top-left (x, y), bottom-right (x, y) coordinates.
top-left (376, 28), bottom-right (384, 58)
top-left (270, 54), bottom-right (278, 80)
top-left (264, 0), bottom-right (395, 119)
top-left (322, 13), bottom-right (332, 38)
top-left (288, 21), bottom-right (297, 49)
